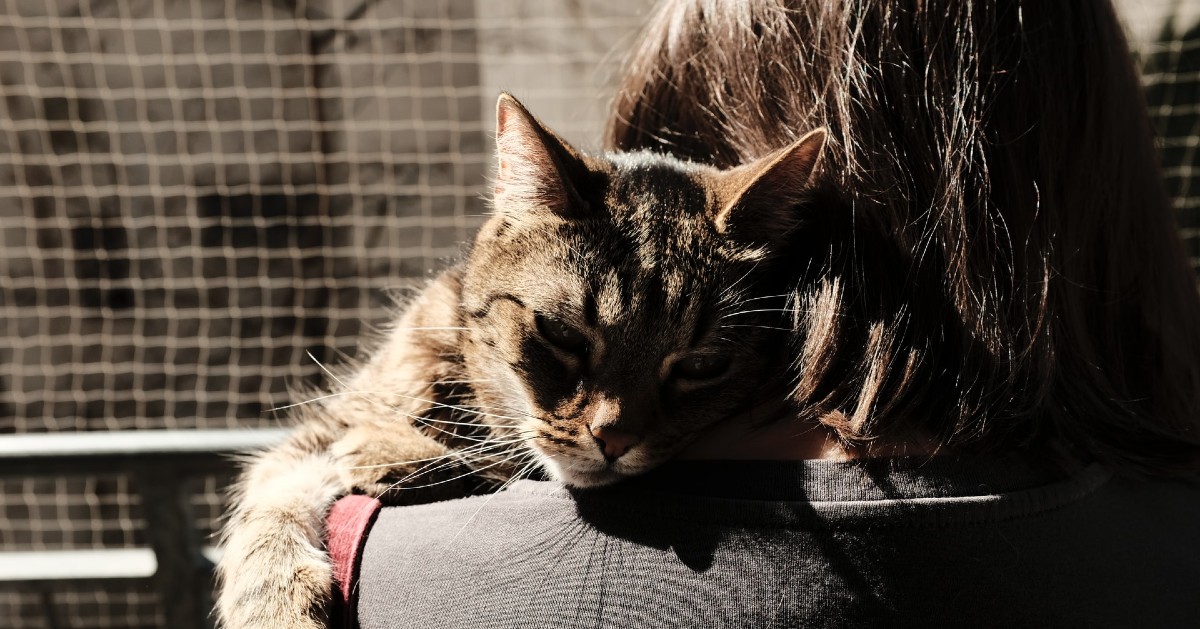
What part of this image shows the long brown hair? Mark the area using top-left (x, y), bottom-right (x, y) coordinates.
top-left (607, 0), bottom-right (1200, 473)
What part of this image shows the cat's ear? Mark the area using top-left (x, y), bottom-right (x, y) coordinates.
top-left (713, 128), bottom-right (827, 247)
top-left (493, 93), bottom-right (589, 218)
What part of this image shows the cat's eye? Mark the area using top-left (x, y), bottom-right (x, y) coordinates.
top-left (535, 314), bottom-right (589, 354)
top-left (672, 353), bottom-right (731, 380)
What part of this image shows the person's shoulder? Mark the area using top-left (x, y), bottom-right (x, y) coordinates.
top-left (1097, 470), bottom-right (1200, 519)
top-left (372, 479), bottom-right (574, 533)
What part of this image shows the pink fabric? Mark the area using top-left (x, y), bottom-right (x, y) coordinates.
top-left (326, 494), bottom-right (382, 615)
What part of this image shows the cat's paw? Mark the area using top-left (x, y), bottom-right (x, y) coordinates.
top-left (331, 424), bottom-right (450, 498)
top-left (217, 518), bottom-right (333, 629)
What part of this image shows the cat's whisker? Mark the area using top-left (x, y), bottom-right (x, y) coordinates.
top-left (340, 445), bottom-right (494, 470)
top-left (445, 386), bottom-right (544, 423)
top-left (307, 351), bottom-right (354, 391)
top-left (389, 326), bottom-right (471, 331)
top-left (411, 415), bottom-right (523, 430)
top-left (387, 446), bottom-right (535, 493)
top-left (435, 397), bottom-right (534, 419)
top-left (388, 391), bottom-right (528, 423)
top-left (370, 398), bottom-right (527, 430)
top-left (304, 356), bottom-right (498, 415)
top-left (456, 401), bottom-right (542, 424)
top-left (265, 391), bottom-right (353, 412)
top-left (305, 352), bottom-right (397, 411)
top-left (719, 308), bottom-right (796, 319)
top-left (446, 455), bottom-right (543, 544)
top-left (480, 450), bottom-right (539, 492)
top-left (366, 395), bottom-right (530, 433)
top-left (719, 324), bottom-right (795, 332)
top-left (408, 417), bottom-right (492, 444)
top-left (407, 416), bottom-right (531, 446)
top-left (719, 260), bottom-right (762, 301)
top-left (435, 441), bottom-right (523, 469)
top-left (731, 293), bottom-right (793, 304)
top-left (397, 430), bottom-right (539, 477)
top-left (266, 381), bottom-right (488, 413)
top-left (464, 433), bottom-right (539, 458)
top-left (434, 404), bottom-right (533, 426)
top-left (367, 438), bottom-right (529, 490)
top-left (339, 441), bottom-right (523, 480)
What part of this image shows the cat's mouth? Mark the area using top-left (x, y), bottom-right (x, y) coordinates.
top-left (541, 457), bottom-right (632, 488)
top-left (530, 438), bottom-right (653, 488)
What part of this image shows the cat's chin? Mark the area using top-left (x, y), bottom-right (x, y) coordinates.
top-left (538, 457), bottom-right (630, 489)
top-left (561, 468), bottom-right (628, 489)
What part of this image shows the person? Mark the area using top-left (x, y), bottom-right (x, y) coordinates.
top-left (326, 1), bottom-right (1200, 627)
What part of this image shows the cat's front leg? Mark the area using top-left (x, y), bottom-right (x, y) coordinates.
top-left (217, 270), bottom-right (472, 628)
top-left (216, 423), bottom-right (344, 629)
top-left (329, 268), bottom-right (489, 503)
top-left (331, 419), bottom-right (475, 504)
top-left (217, 411), bottom-right (458, 629)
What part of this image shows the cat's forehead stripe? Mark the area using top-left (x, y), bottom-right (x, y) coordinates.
top-left (659, 269), bottom-right (680, 306)
top-left (595, 271), bottom-right (624, 325)
top-left (589, 263), bottom-right (692, 335)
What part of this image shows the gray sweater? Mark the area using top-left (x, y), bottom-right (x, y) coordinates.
top-left (351, 457), bottom-right (1200, 628)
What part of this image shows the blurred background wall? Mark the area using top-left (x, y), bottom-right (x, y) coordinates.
top-left (0, 0), bottom-right (1195, 627)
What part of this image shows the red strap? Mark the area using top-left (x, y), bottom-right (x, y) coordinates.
top-left (325, 494), bottom-right (382, 627)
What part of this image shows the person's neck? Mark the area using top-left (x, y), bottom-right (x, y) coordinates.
top-left (677, 407), bottom-right (936, 462)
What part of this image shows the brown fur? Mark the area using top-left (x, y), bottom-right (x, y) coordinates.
top-left (216, 94), bottom-right (827, 628)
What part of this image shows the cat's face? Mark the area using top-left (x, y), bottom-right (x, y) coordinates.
top-left (460, 94), bottom-right (825, 487)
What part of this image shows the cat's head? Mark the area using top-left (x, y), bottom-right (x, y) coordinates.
top-left (459, 94), bottom-right (826, 487)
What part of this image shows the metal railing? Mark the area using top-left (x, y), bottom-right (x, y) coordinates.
top-left (0, 429), bottom-right (289, 629)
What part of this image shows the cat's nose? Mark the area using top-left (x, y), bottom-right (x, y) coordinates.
top-left (591, 426), bottom-right (639, 462)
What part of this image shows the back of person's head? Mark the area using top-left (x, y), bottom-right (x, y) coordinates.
top-left (607, 0), bottom-right (1200, 473)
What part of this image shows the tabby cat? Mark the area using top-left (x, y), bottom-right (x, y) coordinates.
top-left (216, 93), bottom-right (826, 629)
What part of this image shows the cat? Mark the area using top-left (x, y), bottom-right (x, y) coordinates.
top-left (215, 93), bottom-right (827, 629)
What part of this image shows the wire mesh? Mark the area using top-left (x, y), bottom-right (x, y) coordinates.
top-left (0, 0), bottom-right (649, 438)
top-left (1142, 22), bottom-right (1200, 270)
top-left (0, 475), bottom-right (145, 549)
top-left (0, 587), bottom-right (163, 629)
top-left (0, 1), bottom-right (1196, 628)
